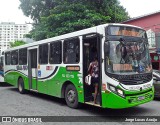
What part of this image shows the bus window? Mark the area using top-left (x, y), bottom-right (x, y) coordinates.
top-left (63, 38), bottom-right (80, 64)
top-left (0, 56), bottom-right (3, 65)
top-left (49, 41), bottom-right (62, 64)
top-left (19, 48), bottom-right (27, 65)
top-left (5, 52), bottom-right (11, 65)
top-left (0, 56), bottom-right (4, 71)
top-left (11, 50), bottom-right (18, 65)
top-left (39, 44), bottom-right (48, 64)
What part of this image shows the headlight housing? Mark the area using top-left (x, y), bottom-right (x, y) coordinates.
top-left (109, 85), bottom-right (116, 92)
top-left (108, 84), bottom-right (125, 98)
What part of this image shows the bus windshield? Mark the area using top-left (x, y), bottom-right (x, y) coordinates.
top-left (105, 39), bottom-right (152, 74)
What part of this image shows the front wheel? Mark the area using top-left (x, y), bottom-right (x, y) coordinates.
top-left (18, 78), bottom-right (26, 94)
top-left (65, 84), bottom-right (79, 108)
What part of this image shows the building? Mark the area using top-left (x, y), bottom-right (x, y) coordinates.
top-left (0, 22), bottom-right (29, 55)
top-left (122, 11), bottom-right (160, 70)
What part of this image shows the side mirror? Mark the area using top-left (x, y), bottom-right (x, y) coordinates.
top-left (104, 42), bottom-right (110, 55)
top-left (153, 77), bottom-right (159, 81)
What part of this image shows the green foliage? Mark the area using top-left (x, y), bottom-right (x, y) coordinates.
top-left (20, 0), bottom-right (130, 40)
top-left (10, 40), bottom-right (26, 48)
top-left (19, 0), bottom-right (57, 23)
top-left (28, 23), bottom-right (48, 41)
top-left (43, 2), bottom-right (110, 38)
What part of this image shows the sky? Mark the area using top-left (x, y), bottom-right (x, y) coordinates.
top-left (119, 0), bottom-right (160, 18)
top-left (0, 0), bottom-right (32, 24)
top-left (0, 0), bottom-right (160, 24)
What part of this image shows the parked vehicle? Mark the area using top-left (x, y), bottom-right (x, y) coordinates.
top-left (0, 55), bottom-right (4, 83)
top-left (153, 70), bottom-right (160, 97)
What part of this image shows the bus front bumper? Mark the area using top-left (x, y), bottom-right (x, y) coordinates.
top-left (102, 87), bottom-right (154, 109)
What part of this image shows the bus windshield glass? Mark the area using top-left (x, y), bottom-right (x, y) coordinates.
top-left (107, 26), bottom-right (147, 38)
top-left (105, 39), bottom-right (152, 74)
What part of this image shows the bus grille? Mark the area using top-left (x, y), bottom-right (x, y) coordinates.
top-left (108, 73), bottom-right (152, 85)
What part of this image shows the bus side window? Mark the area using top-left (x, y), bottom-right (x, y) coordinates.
top-left (5, 52), bottom-right (11, 65)
top-left (39, 44), bottom-right (48, 64)
top-left (19, 48), bottom-right (27, 65)
top-left (49, 41), bottom-right (62, 64)
top-left (11, 50), bottom-right (18, 65)
top-left (63, 38), bottom-right (80, 64)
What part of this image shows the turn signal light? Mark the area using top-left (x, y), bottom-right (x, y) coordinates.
top-left (102, 83), bottom-right (106, 91)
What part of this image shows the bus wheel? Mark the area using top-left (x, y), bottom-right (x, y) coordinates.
top-left (18, 78), bottom-right (25, 94)
top-left (65, 84), bottom-right (79, 108)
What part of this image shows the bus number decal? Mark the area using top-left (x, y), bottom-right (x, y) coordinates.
top-left (62, 74), bottom-right (74, 78)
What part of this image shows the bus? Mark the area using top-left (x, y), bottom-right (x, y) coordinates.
top-left (4, 23), bottom-right (154, 109)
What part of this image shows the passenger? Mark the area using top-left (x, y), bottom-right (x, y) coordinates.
top-left (88, 57), bottom-right (99, 104)
top-left (132, 56), bottom-right (139, 72)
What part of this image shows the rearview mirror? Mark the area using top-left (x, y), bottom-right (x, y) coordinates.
top-left (153, 77), bottom-right (159, 82)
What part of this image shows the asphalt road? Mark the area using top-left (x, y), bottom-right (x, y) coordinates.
top-left (0, 83), bottom-right (160, 124)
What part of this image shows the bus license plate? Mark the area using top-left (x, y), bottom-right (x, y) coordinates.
top-left (138, 96), bottom-right (145, 101)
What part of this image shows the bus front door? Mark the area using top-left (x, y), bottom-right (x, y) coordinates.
top-left (28, 48), bottom-right (38, 91)
top-left (83, 34), bottom-right (102, 106)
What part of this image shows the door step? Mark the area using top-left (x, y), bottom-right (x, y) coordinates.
top-left (30, 89), bottom-right (38, 92)
top-left (85, 101), bottom-right (101, 107)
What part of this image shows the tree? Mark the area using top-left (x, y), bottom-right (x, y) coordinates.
top-left (10, 40), bottom-right (26, 48)
top-left (42, 2), bottom-right (110, 38)
top-left (26, 23), bottom-right (48, 41)
top-left (19, 0), bottom-right (129, 40)
top-left (19, 0), bottom-right (57, 23)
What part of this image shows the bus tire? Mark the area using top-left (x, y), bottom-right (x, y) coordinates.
top-left (65, 84), bottom-right (79, 108)
top-left (18, 78), bottom-right (26, 94)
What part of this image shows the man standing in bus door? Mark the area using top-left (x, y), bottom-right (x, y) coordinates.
top-left (88, 57), bottom-right (99, 104)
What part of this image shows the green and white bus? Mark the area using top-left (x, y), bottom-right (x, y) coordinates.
top-left (4, 23), bottom-right (154, 109)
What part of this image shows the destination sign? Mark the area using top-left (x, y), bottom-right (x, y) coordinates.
top-left (108, 26), bottom-right (147, 38)
top-left (116, 30), bottom-right (139, 37)
top-left (113, 64), bottom-right (133, 71)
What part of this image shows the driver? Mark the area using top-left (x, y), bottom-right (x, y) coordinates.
top-left (132, 56), bottom-right (139, 72)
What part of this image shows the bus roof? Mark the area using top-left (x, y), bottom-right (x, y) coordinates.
top-left (4, 23), bottom-right (143, 52)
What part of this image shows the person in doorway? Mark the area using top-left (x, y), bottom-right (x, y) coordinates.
top-left (88, 57), bottom-right (99, 104)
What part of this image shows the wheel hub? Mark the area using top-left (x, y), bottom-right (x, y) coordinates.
top-left (67, 90), bottom-right (75, 103)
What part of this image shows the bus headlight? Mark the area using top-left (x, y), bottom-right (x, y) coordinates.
top-left (102, 83), bottom-right (107, 91)
top-left (108, 84), bottom-right (125, 98)
top-left (117, 89), bottom-right (125, 97)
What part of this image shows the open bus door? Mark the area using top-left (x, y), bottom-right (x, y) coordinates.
top-left (28, 47), bottom-right (38, 91)
top-left (83, 34), bottom-right (102, 107)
